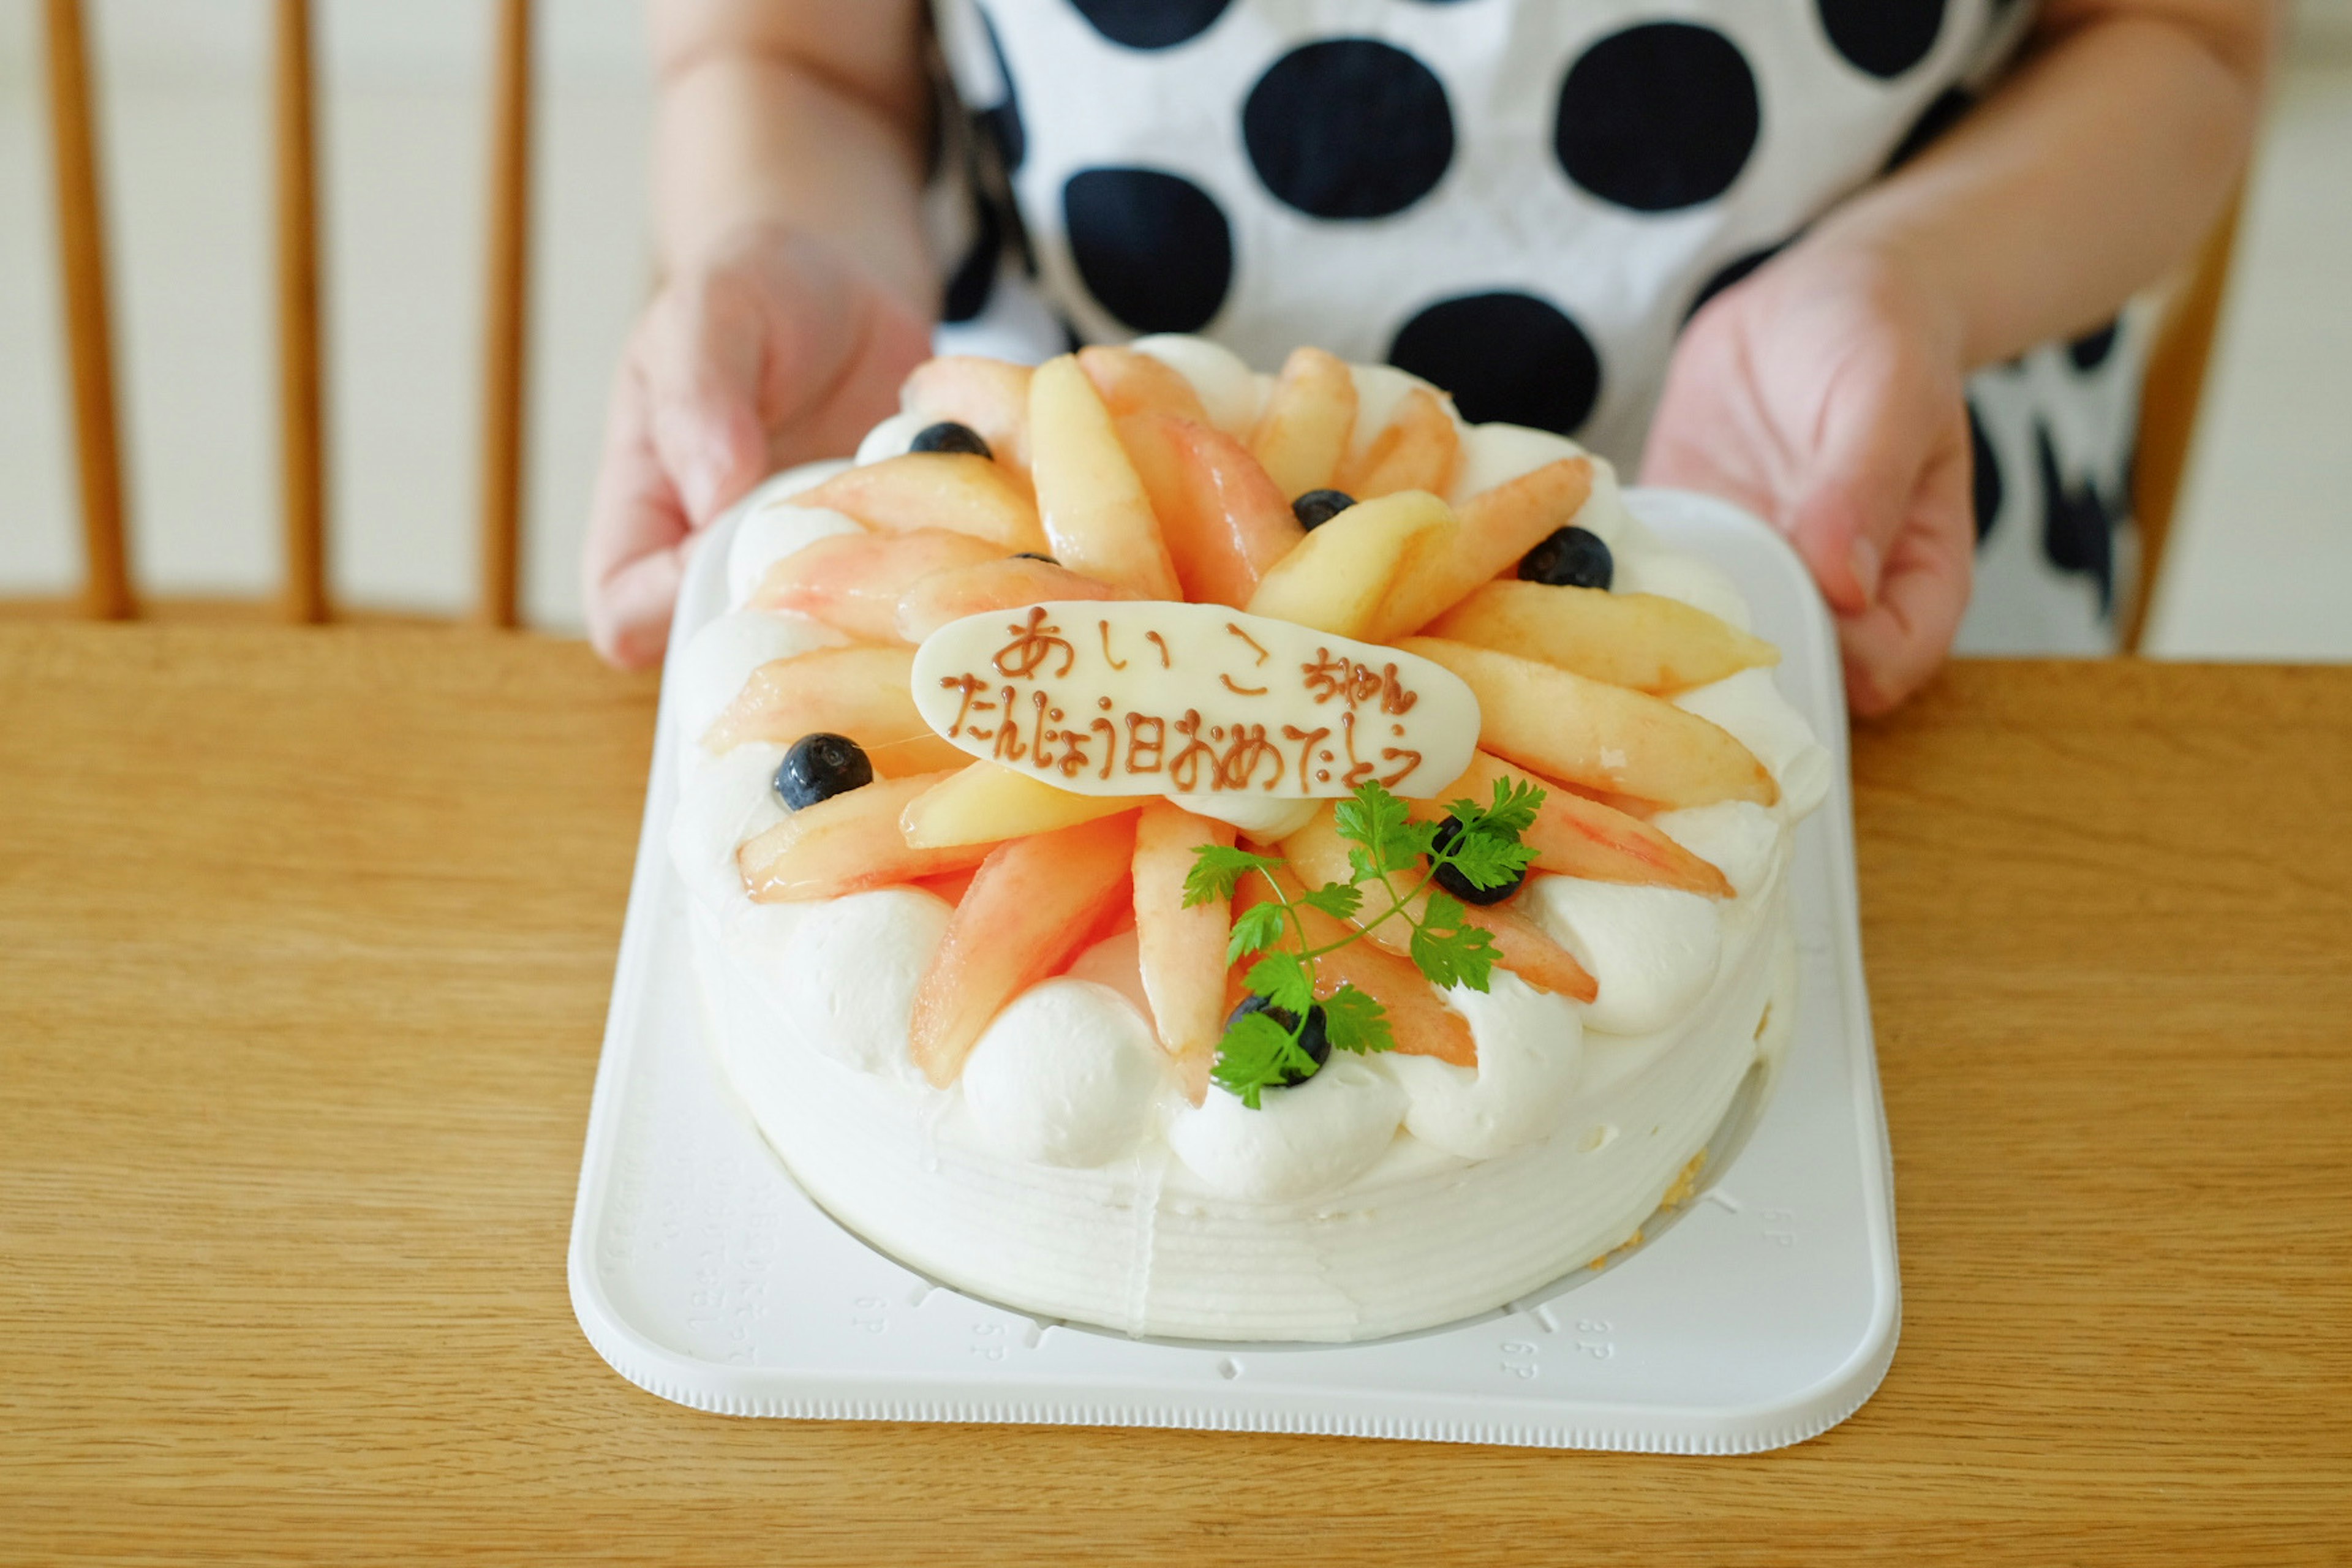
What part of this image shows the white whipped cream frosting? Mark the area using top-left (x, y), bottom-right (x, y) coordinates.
top-left (673, 337), bottom-right (1825, 1339)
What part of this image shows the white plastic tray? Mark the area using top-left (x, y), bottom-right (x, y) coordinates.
top-left (568, 488), bottom-right (1899, 1452)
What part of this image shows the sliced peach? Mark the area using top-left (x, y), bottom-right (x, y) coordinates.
top-left (900, 355), bottom-right (1033, 480)
top-left (1250, 346), bottom-right (1357, 500)
top-left (1376, 456), bottom-right (1595, 636)
top-left (1400, 638), bottom-right (1777, 809)
top-left (909, 812), bottom-right (1141, 1087)
top-left (1415, 752), bottom-right (1732, 898)
top-left (752, 528), bottom-right (1000, 643)
top-left (1028, 355), bottom-right (1182, 598)
top-left (1336, 386), bottom-right (1460, 500)
top-left (1132, 801), bottom-right (1236, 1084)
top-left (1244, 489), bottom-right (1457, 639)
top-left (1079, 345), bottom-right (1208, 423)
top-left (701, 646), bottom-right (970, 775)
top-left (739, 771), bottom-right (985, 902)
top-left (894, 556), bottom-right (1135, 643)
top-left (1280, 809), bottom-right (1597, 1001)
top-left (1118, 412), bottom-right (1302, 608)
top-left (796, 453), bottom-right (1048, 554)
top-left (901, 760), bottom-right (1147, 848)
top-left (1427, 581), bottom-right (1779, 694)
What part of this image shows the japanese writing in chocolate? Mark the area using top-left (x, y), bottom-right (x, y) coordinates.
top-left (910, 601), bottom-right (1481, 799)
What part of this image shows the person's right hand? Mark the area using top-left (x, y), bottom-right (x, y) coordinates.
top-left (584, 224), bottom-right (932, 668)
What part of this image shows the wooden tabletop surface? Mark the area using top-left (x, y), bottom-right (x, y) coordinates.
top-left (2, 624), bottom-right (2347, 1564)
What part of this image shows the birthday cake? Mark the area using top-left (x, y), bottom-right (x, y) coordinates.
top-left (667, 337), bottom-right (1829, 1342)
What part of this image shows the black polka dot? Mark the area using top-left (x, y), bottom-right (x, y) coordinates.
top-left (1967, 399), bottom-right (2001, 545)
top-left (1884, 86), bottom-right (1972, 172)
top-left (1389, 293), bottom-right (1601, 436)
top-left (1554, 23), bottom-right (1759, 213)
top-left (941, 193), bottom-right (1000, 325)
top-left (1063, 167), bottom-right (1234, 333)
top-left (2035, 423), bottom-right (2116, 612)
top-left (977, 7), bottom-right (1025, 172)
top-left (1244, 39), bottom-right (1455, 220)
top-left (1817, 0), bottom-right (1947, 79)
top-left (2068, 318), bottom-right (2121, 372)
top-left (1068, 0), bottom-right (1232, 49)
top-left (1685, 238), bottom-right (1791, 322)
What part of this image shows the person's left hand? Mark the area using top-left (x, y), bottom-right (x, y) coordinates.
top-left (1642, 241), bottom-right (1977, 717)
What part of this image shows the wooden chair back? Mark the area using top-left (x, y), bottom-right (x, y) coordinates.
top-left (39, 0), bottom-right (535, 626)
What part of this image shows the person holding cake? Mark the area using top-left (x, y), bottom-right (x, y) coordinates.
top-left (583, 0), bottom-right (2275, 713)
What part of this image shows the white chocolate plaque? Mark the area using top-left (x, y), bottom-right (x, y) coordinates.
top-left (910, 601), bottom-right (1480, 799)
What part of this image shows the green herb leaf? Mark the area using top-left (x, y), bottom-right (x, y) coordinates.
top-left (1408, 889), bottom-right (1502, 992)
top-left (1244, 952), bottom-right (1317, 1019)
top-left (1297, 880), bottom-right (1365, 922)
top-left (1209, 1008), bottom-right (1306, 1111)
top-left (1183, 843), bottom-right (1283, 908)
top-left (1226, 900), bottom-right (1288, 964)
top-left (1319, 983), bottom-right (1395, 1057)
top-left (1439, 828), bottom-right (1539, 893)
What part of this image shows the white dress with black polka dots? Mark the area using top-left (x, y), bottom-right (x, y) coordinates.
top-left (924, 0), bottom-right (2142, 655)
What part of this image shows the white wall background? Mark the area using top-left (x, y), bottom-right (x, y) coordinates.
top-left (0, 0), bottom-right (2345, 650)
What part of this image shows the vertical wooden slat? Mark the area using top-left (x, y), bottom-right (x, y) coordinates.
top-left (274, 0), bottom-right (328, 623)
top-left (2125, 187), bottom-right (2244, 654)
top-left (478, 0), bottom-right (533, 628)
top-left (43, 0), bottom-right (133, 620)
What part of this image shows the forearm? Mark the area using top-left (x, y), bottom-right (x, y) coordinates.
top-left (650, 2), bottom-right (934, 312)
top-left (1807, 2), bottom-right (2279, 369)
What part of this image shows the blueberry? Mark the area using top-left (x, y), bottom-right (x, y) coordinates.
top-left (910, 421), bottom-right (993, 460)
top-left (1518, 525), bottom-right (1613, 589)
top-left (774, 733), bottom-right (873, 810)
top-left (1009, 551), bottom-right (1060, 564)
top-left (1291, 489), bottom-right (1356, 530)
top-left (1227, 994), bottom-right (1332, 1087)
top-left (1428, 816), bottom-right (1526, 906)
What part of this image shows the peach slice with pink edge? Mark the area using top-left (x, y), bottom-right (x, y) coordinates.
top-left (1427, 580), bottom-right (1778, 695)
top-left (1249, 345), bottom-right (1357, 500)
top-left (894, 556), bottom-right (1136, 643)
top-left (1414, 752), bottom-right (1732, 899)
top-left (909, 811), bottom-right (1141, 1087)
top-left (1260, 862), bottom-right (1478, 1068)
top-left (1118, 412), bottom-right (1302, 609)
top-left (1244, 489), bottom-right (1457, 639)
top-left (900, 760), bottom-right (1148, 849)
top-left (796, 453), bottom-right (1048, 554)
top-left (1133, 801), bottom-right (1236, 1093)
top-left (1079, 345), bottom-right (1209, 423)
top-left (701, 646), bottom-right (971, 775)
top-left (1280, 807), bottom-right (1597, 1002)
top-left (1371, 456), bottom-right (1594, 639)
top-left (752, 527), bottom-right (1001, 643)
top-left (1336, 385), bottom-right (1460, 500)
top-left (900, 355), bottom-right (1033, 480)
top-left (739, 771), bottom-right (986, 903)
top-left (1399, 637), bottom-right (1777, 810)
top-left (1027, 355), bottom-right (1183, 598)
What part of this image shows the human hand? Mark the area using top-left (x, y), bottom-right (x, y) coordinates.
top-left (1642, 242), bottom-right (1977, 717)
top-left (584, 224), bottom-right (932, 668)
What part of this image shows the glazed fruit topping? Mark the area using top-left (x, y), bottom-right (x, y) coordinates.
top-left (910, 420), bottom-right (993, 460)
top-left (774, 733), bottom-right (873, 810)
top-left (1226, 995), bottom-right (1330, 1089)
top-left (1291, 488), bottom-right (1356, 531)
top-left (1428, 817), bottom-right (1526, 906)
top-left (1518, 525), bottom-right (1613, 589)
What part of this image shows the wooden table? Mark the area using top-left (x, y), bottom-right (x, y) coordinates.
top-left (3, 625), bottom-right (2347, 1564)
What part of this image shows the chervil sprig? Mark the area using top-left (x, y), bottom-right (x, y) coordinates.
top-left (1193, 776), bottom-right (1544, 1109)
